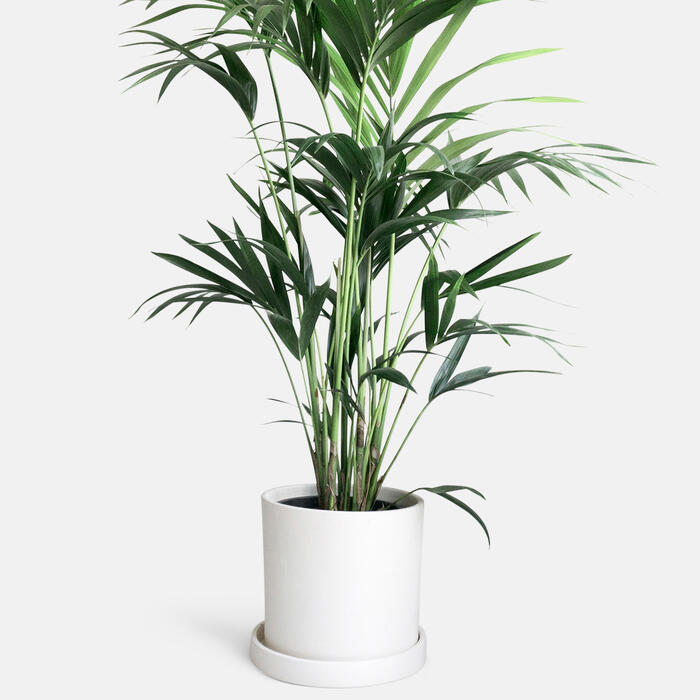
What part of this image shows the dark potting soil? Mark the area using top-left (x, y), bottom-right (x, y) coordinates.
top-left (280, 496), bottom-right (398, 511)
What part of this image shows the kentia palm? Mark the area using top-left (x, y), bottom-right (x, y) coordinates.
top-left (125, 0), bottom-right (644, 525)
top-left (123, 2), bottom-right (646, 683)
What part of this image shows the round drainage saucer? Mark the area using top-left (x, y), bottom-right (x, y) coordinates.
top-left (249, 623), bottom-right (426, 688)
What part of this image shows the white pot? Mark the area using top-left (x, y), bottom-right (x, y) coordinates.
top-left (249, 483), bottom-right (426, 687)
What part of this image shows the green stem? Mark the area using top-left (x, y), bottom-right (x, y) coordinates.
top-left (363, 225), bottom-right (450, 505)
top-left (252, 307), bottom-right (315, 460)
top-left (376, 353), bottom-right (428, 472)
top-left (328, 61), bottom-right (372, 509)
top-left (265, 53), bottom-right (326, 498)
top-left (396, 224), bottom-right (449, 348)
top-left (381, 403), bottom-right (430, 479)
top-left (382, 234), bottom-right (396, 359)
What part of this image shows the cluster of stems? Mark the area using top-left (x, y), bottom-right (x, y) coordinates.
top-left (249, 51), bottom-right (433, 511)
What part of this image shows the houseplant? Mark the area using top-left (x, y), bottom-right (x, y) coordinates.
top-left (123, 0), bottom-right (646, 686)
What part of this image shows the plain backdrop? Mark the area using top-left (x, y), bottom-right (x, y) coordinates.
top-left (1, 1), bottom-right (698, 698)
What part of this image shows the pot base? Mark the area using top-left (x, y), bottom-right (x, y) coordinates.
top-left (249, 622), bottom-right (426, 688)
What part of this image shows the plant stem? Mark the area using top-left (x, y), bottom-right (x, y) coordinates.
top-left (378, 354), bottom-right (428, 461)
top-left (265, 53), bottom-right (326, 500)
top-left (328, 61), bottom-right (372, 508)
top-left (381, 403), bottom-right (430, 478)
top-left (362, 225), bottom-right (449, 505)
top-left (252, 307), bottom-right (315, 459)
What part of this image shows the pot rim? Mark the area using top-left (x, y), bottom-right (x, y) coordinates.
top-left (261, 483), bottom-right (423, 514)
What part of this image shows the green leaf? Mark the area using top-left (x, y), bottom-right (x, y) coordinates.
top-left (433, 491), bottom-right (490, 545)
top-left (127, 31), bottom-right (258, 119)
top-left (433, 365), bottom-right (492, 398)
top-left (259, 204), bottom-right (292, 317)
top-left (325, 133), bottom-right (370, 180)
top-left (414, 96), bottom-right (580, 152)
top-left (206, 222), bottom-right (263, 294)
top-left (363, 208), bottom-right (506, 249)
top-left (429, 331), bottom-right (470, 401)
top-left (438, 367), bottom-right (559, 397)
top-left (472, 255), bottom-right (571, 291)
top-left (533, 163), bottom-right (569, 194)
top-left (158, 62), bottom-right (187, 100)
top-left (398, 486), bottom-right (489, 545)
top-left (422, 252), bottom-right (440, 349)
top-left (366, 145), bottom-right (385, 181)
top-left (395, 1), bottom-right (476, 119)
top-left (314, 0), bottom-right (366, 84)
top-left (230, 223), bottom-right (279, 307)
top-left (179, 233), bottom-right (241, 278)
top-left (359, 367), bottom-right (416, 393)
top-left (268, 312), bottom-right (300, 360)
top-left (212, 43), bottom-right (258, 119)
top-left (246, 239), bottom-right (308, 297)
top-left (373, 0), bottom-right (467, 66)
top-left (419, 128), bottom-right (531, 171)
top-left (420, 484), bottom-right (486, 499)
top-left (133, 4), bottom-right (221, 28)
top-left (438, 273), bottom-right (463, 338)
top-left (153, 251), bottom-right (245, 295)
top-left (398, 110), bottom-right (476, 144)
top-left (411, 48), bottom-right (561, 125)
top-left (298, 280), bottom-right (330, 358)
top-left (387, 38), bottom-right (412, 93)
top-left (507, 168), bottom-right (531, 201)
top-left (465, 232), bottom-right (540, 284)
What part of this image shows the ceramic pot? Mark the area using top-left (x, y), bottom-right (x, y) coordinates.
top-left (250, 483), bottom-right (426, 687)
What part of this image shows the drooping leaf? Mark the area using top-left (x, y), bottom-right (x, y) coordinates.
top-left (359, 367), bottom-right (416, 393)
top-left (396, 485), bottom-right (489, 545)
top-left (363, 208), bottom-right (507, 249)
top-left (435, 367), bottom-right (559, 399)
top-left (134, 4), bottom-right (222, 28)
top-left (432, 491), bottom-right (490, 545)
top-left (212, 43), bottom-right (258, 119)
top-left (268, 312), bottom-right (301, 359)
top-left (431, 364), bottom-right (490, 399)
top-left (152, 251), bottom-right (253, 300)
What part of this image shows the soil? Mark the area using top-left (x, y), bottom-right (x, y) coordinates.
top-left (279, 496), bottom-right (398, 511)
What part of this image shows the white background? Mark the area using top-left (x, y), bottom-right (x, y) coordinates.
top-left (1, 1), bottom-right (698, 698)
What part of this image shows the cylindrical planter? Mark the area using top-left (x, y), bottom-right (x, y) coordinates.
top-left (249, 483), bottom-right (425, 687)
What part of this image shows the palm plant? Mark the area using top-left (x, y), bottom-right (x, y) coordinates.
top-left (124, 0), bottom-right (647, 538)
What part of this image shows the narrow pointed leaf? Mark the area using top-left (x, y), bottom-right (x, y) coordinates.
top-left (298, 280), bottom-right (330, 358)
top-left (359, 367), bottom-right (416, 393)
top-left (438, 273), bottom-right (464, 338)
top-left (411, 48), bottom-right (561, 125)
top-left (268, 313), bottom-right (300, 360)
top-left (472, 255), bottom-right (571, 291)
top-left (465, 232), bottom-right (540, 283)
top-left (395, 1), bottom-right (477, 119)
top-left (429, 331), bottom-right (470, 401)
top-left (422, 252), bottom-right (440, 348)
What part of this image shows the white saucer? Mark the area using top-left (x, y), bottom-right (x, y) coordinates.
top-left (249, 623), bottom-right (427, 688)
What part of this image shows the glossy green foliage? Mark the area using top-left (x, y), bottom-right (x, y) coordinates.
top-left (124, 0), bottom-right (648, 536)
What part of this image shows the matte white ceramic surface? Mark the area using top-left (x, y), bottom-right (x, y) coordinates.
top-left (250, 622), bottom-right (426, 688)
top-left (251, 484), bottom-right (425, 686)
